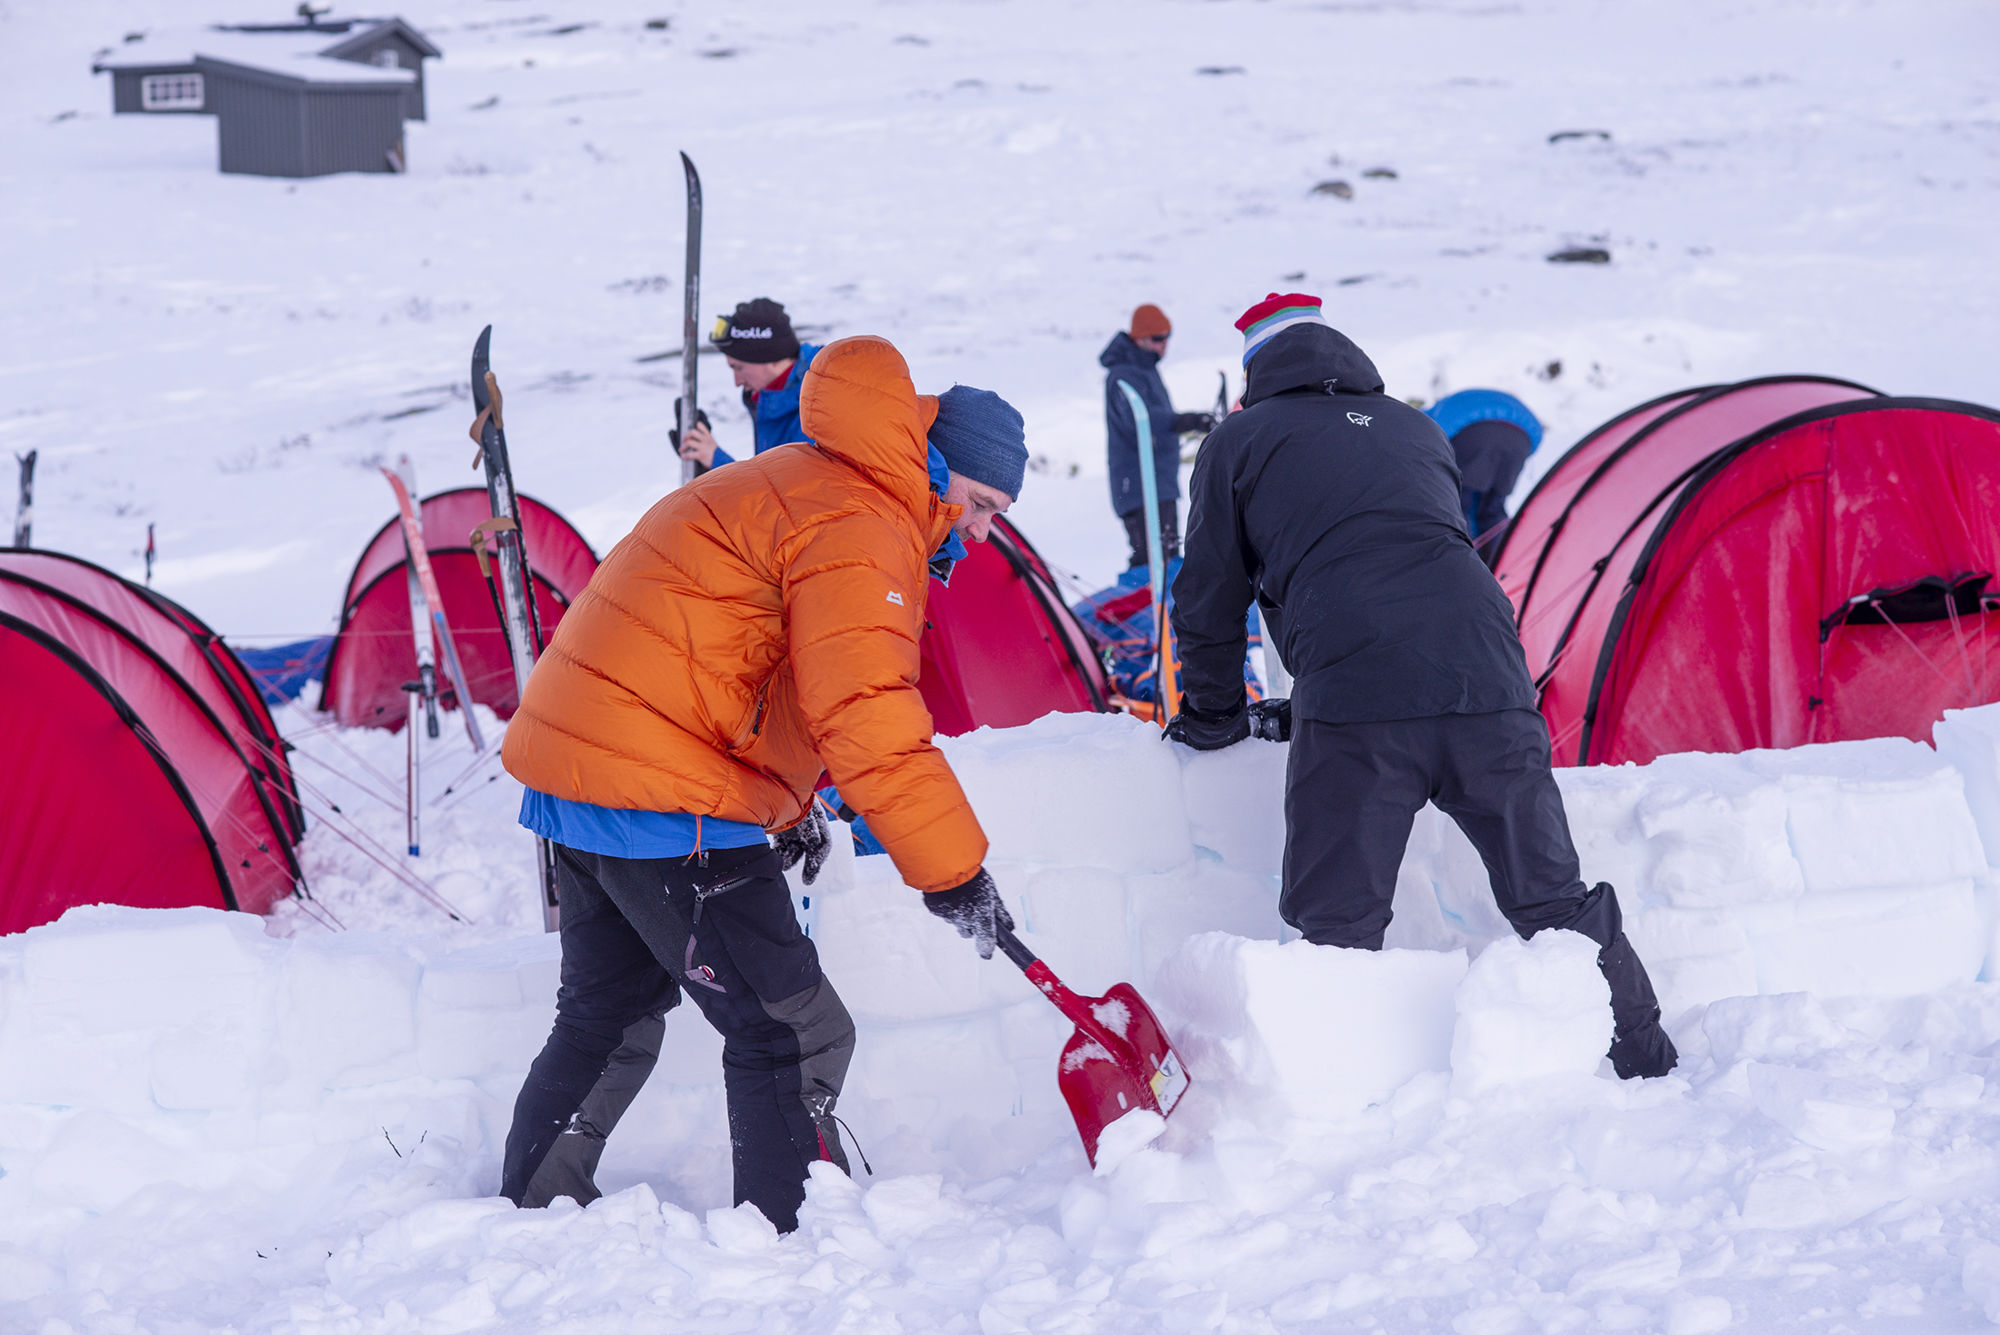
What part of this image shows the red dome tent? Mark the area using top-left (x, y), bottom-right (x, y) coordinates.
top-left (0, 551), bottom-right (304, 934)
top-left (320, 488), bottom-right (598, 730)
top-left (1492, 376), bottom-right (2000, 766)
top-left (916, 516), bottom-right (1111, 735)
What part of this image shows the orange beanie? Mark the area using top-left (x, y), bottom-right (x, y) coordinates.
top-left (1129, 304), bottom-right (1172, 340)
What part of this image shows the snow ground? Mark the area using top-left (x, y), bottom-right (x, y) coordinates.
top-left (5, 0), bottom-right (2000, 1330)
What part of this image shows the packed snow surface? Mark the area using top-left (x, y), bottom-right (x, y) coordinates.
top-left (5, 0), bottom-right (2000, 1330)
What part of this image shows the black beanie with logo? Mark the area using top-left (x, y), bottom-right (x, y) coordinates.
top-left (709, 297), bottom-right (801, 364)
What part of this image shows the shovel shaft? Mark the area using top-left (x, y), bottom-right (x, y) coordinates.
top-left (996, 926), bottom-right (1099, 1032)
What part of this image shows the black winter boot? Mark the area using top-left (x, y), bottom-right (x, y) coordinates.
top-left (1597, 928), bottom-right (1678, 1079)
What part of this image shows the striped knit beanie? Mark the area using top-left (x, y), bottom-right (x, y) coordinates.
top-left (1234, 292), bottom-right (1328, 365)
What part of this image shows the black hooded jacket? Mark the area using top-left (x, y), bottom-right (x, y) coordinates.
top-left (1171, 323), bottom-right (1537, 724)
top-left (1100, 332), bottom-right (1183, 518)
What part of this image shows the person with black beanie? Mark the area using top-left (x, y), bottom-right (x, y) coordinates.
top-left (674, 297), bottom-right (821, 471)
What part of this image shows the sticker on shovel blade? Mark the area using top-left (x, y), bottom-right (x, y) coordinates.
top-left (1149, 1050), bottom-right (1189, 1114)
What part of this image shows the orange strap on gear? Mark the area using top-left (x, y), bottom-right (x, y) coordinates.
top-left (467, 516), bottom-right (520, 582)
top-left (468, 371), bottom-right (505, 467)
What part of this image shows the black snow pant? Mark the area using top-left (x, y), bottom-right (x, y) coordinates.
top-left (1122, 503), bottom-right (1181, 570)
top-left (1282, 709), bottom-right (1673, 1072)
top-left (501, 841), bottom-right (854, 1232)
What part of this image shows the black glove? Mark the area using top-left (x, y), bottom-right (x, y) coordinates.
top-left (923, 868), bottom-right (1015, 960)
top-left (1247, 696), bottom-right (1292, 742)
top-left (772, 804), bottom-right (831, 886)
top-left (668, 405), bottom-right (713, 475)
top-left (1163, 701), bottom-right (1251, 751)
top-left (1171, 411), bottom-right (1219, 435)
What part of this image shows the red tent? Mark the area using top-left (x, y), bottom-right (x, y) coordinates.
top-left (0, 551), bottom-right (304, 933)
top-left (1493, 376), bottom-right (2000, 765)
top-left (320, 488), bottom-right (598, 730)
top-left (917, 517), bottom-right (1111, 735)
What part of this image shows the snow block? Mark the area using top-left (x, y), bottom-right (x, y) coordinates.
top-left (1450, 931), bottom-right (1612, 1094)
top-left (1634, 775), bottom-right (1800, 908)
top-left (415, 934), bottom-right (561, 1080)
top-left (1155, 933), bottom-right (1466, 1121)
top-left (940, 712), bottom-right (1194, 873)
top-left (7, 907), bottom-right (275, 1111)
top-left (1736, 882), bottom-right (1984, 999)
top-left (279, 932), bottom-right (423, 1089)
top-left (1178, 740), bottom-right (1287, 876)
top-left (1934, 703), bottom-right (2000, 870)
top-left (1624, 906), bottom-right (1760, 1017)
top-left (1743, 739), bottom-right (1986, 894)
top-left (814, 855), bottom-right (1024, 1022)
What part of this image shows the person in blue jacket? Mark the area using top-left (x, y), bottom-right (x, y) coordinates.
top-left (1425, 389), bottom-right (1543, 555)
top-left (1101, 304), bottom-right (1216, 568)
top-left (674, 297), bottom-right (823, 472)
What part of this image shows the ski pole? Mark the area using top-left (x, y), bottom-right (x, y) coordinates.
top-left (12, 450), bottom-right (34, 548)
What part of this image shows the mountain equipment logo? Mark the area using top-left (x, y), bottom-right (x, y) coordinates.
top-left (1347, 412), bottom-right (1373, 426)
top-left (886, 590), bottom-right (905, 606)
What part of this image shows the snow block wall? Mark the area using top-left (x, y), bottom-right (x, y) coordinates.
top-left (7, 708), bottom-right (2000, 1218)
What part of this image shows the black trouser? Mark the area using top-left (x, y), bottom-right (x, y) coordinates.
top-left (1282, 709), bottom-right (1614, 947)
top-left (1122, 503), bottom-right (1180, 569)
top-left (1282, 709), bottom-right (1661, 1035)
top-left (501, 841), bottom-right (853, 1232)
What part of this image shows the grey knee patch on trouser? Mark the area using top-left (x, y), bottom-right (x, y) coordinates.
top-left (519, 1011), bottom-right (666, 1209)
top-left (763, 977), bottom-right (856, 1174)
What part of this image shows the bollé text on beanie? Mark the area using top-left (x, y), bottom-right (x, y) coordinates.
top-left (710, 297), bottom-right (801, 364)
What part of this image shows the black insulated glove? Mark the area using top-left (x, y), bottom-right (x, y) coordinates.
top-left (1247, 696), bottom-right (1292, 743)
top-left (772, 804), bottom-right (831, 886)
top-left (924, 868), bottom-right (1015, 960)
top-left (1163, 702), bottom-right (1251, 751)
top-left (1172, 411), bottom-right (1219, 435)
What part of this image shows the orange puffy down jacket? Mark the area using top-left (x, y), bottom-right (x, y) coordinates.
top-left (501, 336), bottom-right (988, 894)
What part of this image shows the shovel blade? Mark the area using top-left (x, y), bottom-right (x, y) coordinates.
top-left (1054, 982), bottom-right (1190, 1164)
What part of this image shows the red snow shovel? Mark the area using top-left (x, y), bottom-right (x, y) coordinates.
top-left (997, 925), bottom-right (1190, 1165)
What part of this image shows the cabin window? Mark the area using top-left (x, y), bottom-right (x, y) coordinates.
top-left (370, 48), bottom-right (401, 69)
top-left (140, 73), bottom-right (204, 110)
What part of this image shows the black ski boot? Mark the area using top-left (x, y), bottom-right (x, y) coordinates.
top-left (1597, 924), bottom-right (1678, 1079)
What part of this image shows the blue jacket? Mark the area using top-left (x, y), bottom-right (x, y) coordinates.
top-left (1101, 333), bottom-right (1182, 518)
top-left (710, 343), bottom-right (824, 468)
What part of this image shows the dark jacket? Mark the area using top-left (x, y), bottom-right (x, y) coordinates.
top-left (1101, 333), bottom-right (1183, 518)
top-left (1171, 323), bottom-right (1537, 724)
top-left (1451, 418), bottom-right (1534, 539)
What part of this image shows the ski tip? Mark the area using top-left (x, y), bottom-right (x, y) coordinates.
top-left (472, 324), bottom-right (492, 361)
top-left (679, 149), bottom-right (695, 171)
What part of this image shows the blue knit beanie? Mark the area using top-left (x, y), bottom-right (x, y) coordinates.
top-left (928, 385), bottom-right (1028, 500)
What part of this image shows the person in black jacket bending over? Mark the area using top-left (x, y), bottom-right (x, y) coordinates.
top-left (1166, 293), bottom-right (1677, 1080)
top-left (1101, 304), bottom-right (1217, 568)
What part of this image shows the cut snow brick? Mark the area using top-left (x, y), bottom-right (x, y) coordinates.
top-left (1450, 930), bottom-right (1612, 1093)
top-left (1934, 703), bottom-right (2000, 870)
top-left (1155, 932), bottom-right (1466, 1120)
top-left (941, 712), bottom-right (1193, 873)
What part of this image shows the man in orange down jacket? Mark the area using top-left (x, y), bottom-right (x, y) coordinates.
top-left (497, 336), bottom-right (1028, 1233)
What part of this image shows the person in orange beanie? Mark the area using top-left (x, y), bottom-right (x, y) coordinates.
top-left (1100, 303), bottom-right (1217, 568)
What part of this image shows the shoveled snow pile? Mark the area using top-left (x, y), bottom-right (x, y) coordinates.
top-left (10, 708), bottom-right (2000, 1329)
